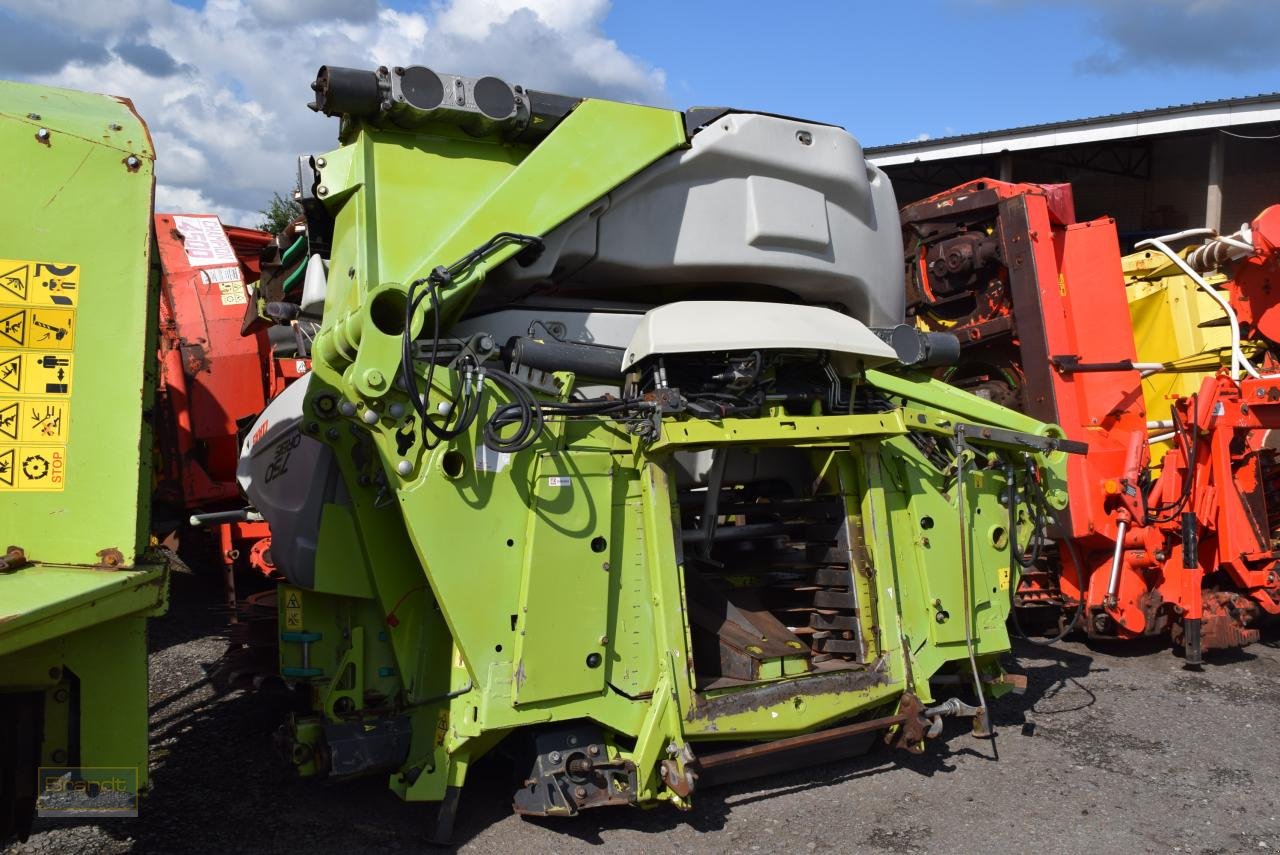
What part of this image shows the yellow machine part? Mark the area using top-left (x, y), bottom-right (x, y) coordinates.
top-left (1123, 248), bottom-right (1232, 462)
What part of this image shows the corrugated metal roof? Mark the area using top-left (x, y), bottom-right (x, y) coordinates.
top-left (865, 92), bottom-right (1280, 155)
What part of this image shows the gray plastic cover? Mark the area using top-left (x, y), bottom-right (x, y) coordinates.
top-left (236, 373), bottom-right (343, 588)
top-left (623, 301), bottom-right (897, 374)
top-left (479, 111), bottom-right (905, 327)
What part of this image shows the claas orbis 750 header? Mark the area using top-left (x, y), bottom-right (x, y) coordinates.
top-left (237, 64), bottom-right (1075, 839)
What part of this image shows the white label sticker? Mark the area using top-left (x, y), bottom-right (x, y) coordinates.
top-left (173, 215), bottom-right (237, 267)
top-left (546, 475), bottom-right (570, 488)
top-left (474, 445), bottom-right (510, 473)
top-left (201, 265), bottom-right (242, 284)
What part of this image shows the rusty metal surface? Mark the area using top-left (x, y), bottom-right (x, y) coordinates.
top-left (687, 661), bottom-right (889, 721)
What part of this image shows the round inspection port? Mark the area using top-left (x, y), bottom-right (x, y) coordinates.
top-left (369, 289), bottom-right (407, 336)
top-left (440, 450), bottom-right (466, 480)
top-left (990, 525), bottom-right (1009, 550)
top-left (919, 516), bottom-right (934, 530)
top-left (590, 536), bottom-right (607, 553)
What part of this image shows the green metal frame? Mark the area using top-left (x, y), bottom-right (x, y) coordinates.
top-left (281, 93), bottom-right (1070, 814)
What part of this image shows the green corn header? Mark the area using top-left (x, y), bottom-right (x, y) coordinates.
top-left (0, 81), bottom-right (166, 839)
top-left (238, 64), bottom-right (1075, 840)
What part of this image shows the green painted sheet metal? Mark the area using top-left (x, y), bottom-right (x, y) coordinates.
top-left (0, 80), bottom-right (157, 567)
top-left (0, 564), bottom-right (166, 658)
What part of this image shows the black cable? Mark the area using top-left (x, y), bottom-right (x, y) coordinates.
top-left (1007, 454), bottom-right (1084, 645)
top-left (399, 233), bottom-right (545, 449)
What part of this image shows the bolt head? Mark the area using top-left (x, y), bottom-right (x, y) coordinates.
top-left (36, 128), bottom-right (49, 141)
top-left (317, 185), bottom-right (329, 196)
top-left (549, 751), bottom-right (561, 763)
top-left (436, 400), bottom-right (453, 416)
top-left (126, 155), bottom-right (140, 168)
top-left (396, 460), bottom-right (412, 476)
top-left (338, 401), bottom-right (356, 417)
top-left (316, 157), bottom-right (327, 168)
top-left (389, 403), bottom-right (405, 419)
top-left (365, 369), bottom-right (386, 389)
top-left (361, 408), bottom-right (379, 425)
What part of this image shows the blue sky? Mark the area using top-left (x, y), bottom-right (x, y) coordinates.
top-left (3, 0), bottom-right (1276, 222)
top-left (601, 0), bottom-right (1280, 146)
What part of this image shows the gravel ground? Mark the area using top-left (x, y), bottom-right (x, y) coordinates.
top-left (7, 566), bottom-right (1280, 855)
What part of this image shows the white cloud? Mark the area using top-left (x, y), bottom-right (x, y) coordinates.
top-left (0, 0), bottom-right (667, 228)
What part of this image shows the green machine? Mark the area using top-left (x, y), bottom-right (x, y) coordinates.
top-left (240, 64), bottom-right (1076, 839)
top-left (0, 82), bottom-right (166, 839)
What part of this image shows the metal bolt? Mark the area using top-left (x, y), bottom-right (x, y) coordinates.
top-left (436, 401), bottom-right (453, 416)
top-left (53, 688), bottom-right (69, 703)
top-left (305, 422), bottom-right (319, 433)
top-left (574, 786), bottom-right (587, 800)
top-left (389, 403), bottom-right (405, 419)
top-left (599, 635), bottom-right (609, 644)
top-left (317, 185), bottom-right (329, 196)
top-left (1269, 572), bottom-right (1277, 586)
top-left (339, 401), bottom-right (356, 417)
top-left (109, 123), bottom-right (122, 131)
top-left (36, 128), bottom-right (49, 141)
top-left (51, 749), bottom-right (67, 765)
top-left (396, 460), bottom-right (412, 476)
top-left (365, 370), bottom-right (386, 389)
top-left (48, 667), bottom-right (60, 680)
top-left (362, 408), bottom-right (379, 425)
top-left (549, 751), bottom-right (561, 763)
top-left (326, 427), bottom-right (340, 440)
top-left (27, 112), bottom-right (40, 120)
top-left (126, 155), bottom-right (140, 169)
top-left (601, 562), bottom-right (610, 572)
top-left (316, 157), bottom-right (327, 168)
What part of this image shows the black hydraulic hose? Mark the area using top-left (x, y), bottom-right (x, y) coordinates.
top-left (1007, 455), bottom-right (1084, 645)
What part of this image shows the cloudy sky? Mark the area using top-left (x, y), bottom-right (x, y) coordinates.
top-left (2, 0), bottom-right (1278, 227)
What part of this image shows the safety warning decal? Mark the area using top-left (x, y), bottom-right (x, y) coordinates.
top-left (218, 282), bottom-right (247, 306)
top-left (283, 588), bottom-right (303, 629)
top-left (0, 445), bottom-right (66, 491)
top-left (0, 259), bottom-right (79, 307)
top-left (0, 257), bottom-right (77, 492)
top-left (0, 306), bottom-right (75, 350)
top-left (0, 352), bottom-right (73, 396)
top-left (0, 399), bottom-right (68, 443)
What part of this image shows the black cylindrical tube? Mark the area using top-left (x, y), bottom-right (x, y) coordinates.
top-left (309, 66), bottom-right (382, 117)
top-left (503, 336), bottom-right (625, 379)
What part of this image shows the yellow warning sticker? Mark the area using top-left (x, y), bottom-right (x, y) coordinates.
top-left (0, 399), bottom-right (68, 443)
top-left (0, 259), bottom-right (79, 307)
top-left (0, 306), bottom-right (75, 350)
top-left (218, 281), bottom-right (247, 306)
top-left (0, 445), bottom-right (67, 491)
top-left (0, 351), bottom-right (73, 397)
top-left (283, 588), bottom-right (304, 629)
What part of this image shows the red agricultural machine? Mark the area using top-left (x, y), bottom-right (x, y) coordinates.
top-left (901, 179), bottom-right (1280, 661)
top-left (152, 213), bottom-right (314, 609)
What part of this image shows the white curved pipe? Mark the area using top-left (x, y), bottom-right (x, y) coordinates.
top-left (1135, 235), bottom-right (1259, 380)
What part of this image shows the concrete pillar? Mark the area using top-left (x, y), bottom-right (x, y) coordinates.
top-left (1205, 133), bottom-right (1224, 232)
top-left (999, 152), bottom-right (1013, 183)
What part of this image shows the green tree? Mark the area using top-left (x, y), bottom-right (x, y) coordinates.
top-left (257, 187), bottom-right (302, 234)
